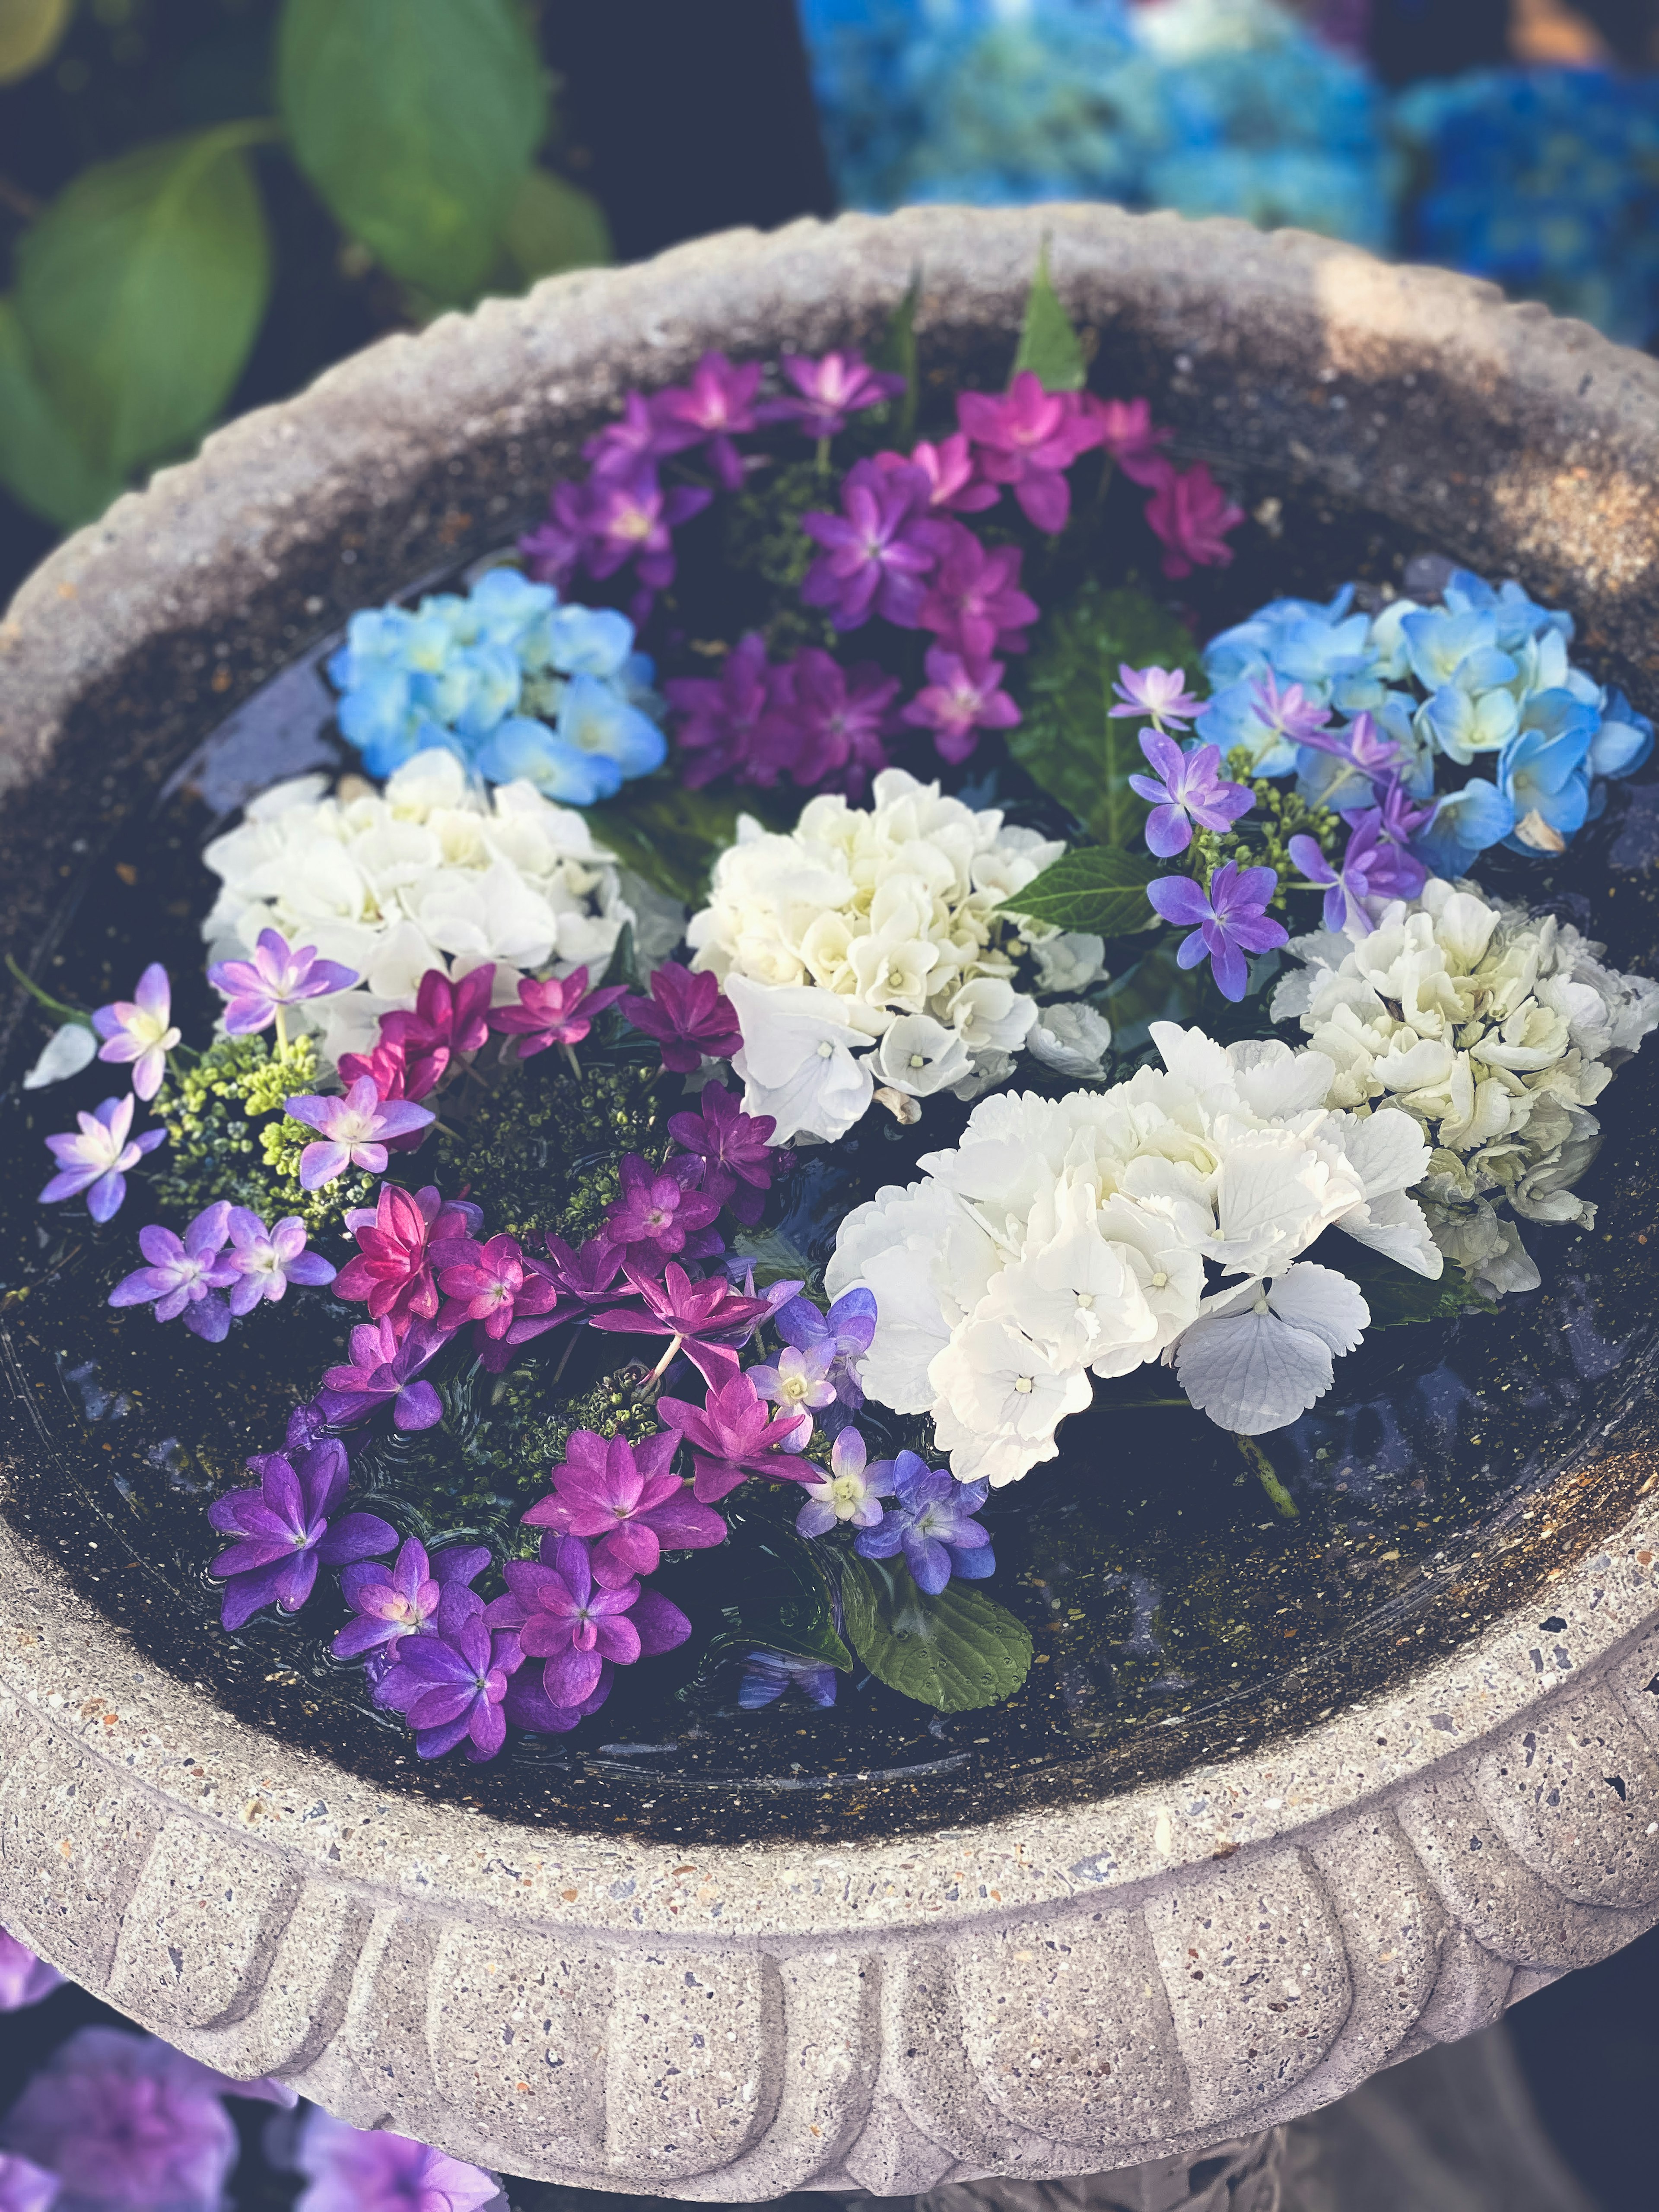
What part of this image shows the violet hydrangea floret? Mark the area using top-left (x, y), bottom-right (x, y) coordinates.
top-left (656, 1369), bottom-right (811, 1503)
top-left (314, 1318), bottom-right (448, 1432)
top-left (372, 1616), bottom-right (521, 1763)
top-left (91, 962), bottom-right (179, 1101)
top-left (40, 1093), bottom-right (164, 1223)
top-left (523, 1428), bottom-right (727, 1586)
top-left (284, 1077), bottom-right (435, 1190)
top-left (763, 349), bottom-right (905, 439)
top-left (738, 1650), bottom-right (838, 1710)
top-left (774, 1287), bottom-right (878, 1408)
top-left (481, 1533), bottom-right (690, 1708)
top-left (223, 1208), bottom-right (336, 1314)
top-left (800, 459), bottom-right (942, 632)
top-left (1109, 663), bottom-right (1204, 732)
top-left (900, 645), bottom-right (1020, 766)
top-left (1146, 860), bottom-right (1289, 1003)
top-left (666, 1084), bottom-right (776, 1223)
top-left (108, 1201), bottom-right (239, 1341)
top-left (333, 1538), bottom-right (489, 1663)
top-left (795, 1426), bottom-right (894, 1538)
top-left (915, 521), bottom-right (1038, 659)
top-left (746, 1340), bottom-right (838, 1452)
top-left (604, 1154), bottom-right (724, 1264)
top-left (1128, 731), bottom-right (1254, 859)
top-left (621, 960), bottom-right (742, 1074)
top-left (207, 1439), bottom-right (395, 1631)
top-left (487, 966), bottom-right (627, 1059)
top-left (207, 928), bottom-right (358, 1036)
top-left (854, 1451), bottom-right (995, 1596)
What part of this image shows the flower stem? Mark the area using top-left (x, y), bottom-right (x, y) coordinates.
top-left (815, 435), bottom-right (831, 476)
top-left (274, 1004), bottom-right (289, 1055)
top-left (562, 1042), bottom-right (582, 1081)
top-left (1234, 1433), bottom-right (1299, 1519)
top-left (639, 1333), bottom-right (683, 1394)
top-left (4, 955), bottom-right (91, 1028)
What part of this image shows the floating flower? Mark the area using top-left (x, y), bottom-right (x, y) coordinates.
top-left (915, 521), bottom-right (1038, 658)
top-left (956, 369), bottom-right (1103, 532)
top-left (1128, 731), bottom-right (1253, 858)
top-left (1144, 461), bottom-right (1244, 579)
top-left (108, 1202), bottom-right (238, 1341)
top-left (283, 1076), bottom-right (435, 1189)
top-left (854, 1450), bottom-right (995, 1594)
top-left (483, 1534), bottom-right (690, 1707)
top-left (223, 1209), bottom-right (336, 1313)
top-left (1088, 395), bottom-right (1172, 485)
top-left (900, 646), bottom-right (1020, 765)
top-left (621, 961), bottom-right (743, 1074)
top-left (435, 1232), bottom-right (564, 1344)
top-left (207, 928), bottom-right (358, 1039)
top-left (91, 963), bottom-right (179, 1101)
top-left (773, 1287), bottom-right (877, 1406)
top-left (753, 648), bottom-right (898, 796)
top-left (604, 1155), bottom-right (724, 1265)
top-left (746, 1340), bottom-right (838, 1451)
top-left (334, 1182), bottom-right (481, 1331)
top-left (286, 2108), bottom-right (500, 2212)
top-left (738, 1650), bottom-right (838, 1709)
top-left (1109, 662), bottom-right (1203, 731)
top-left (523, 1429), bottom-right (726, 1585)
top-left (207, 1440), bottom-right (395, 1630)
top-left (723, 976), bottom-right (875, 1147)
top-left (666, 1084), bottom-right (776, 1222)
top-left (1026, 1001), bottom-right (1113, 1077)
top-left (1146, 861), bottom-right (1288, 1001)
top-left (374, 1617), bottom-right (521, 1763)
top-left (0, 1930), bottom-right (61, 2013)
top-left (656, 1369), bottom-right (811, 1503)
top-left (487, 965), bottom-right (627, 1059)
top-left (795, 1425), bottom-right (893, 1536)
top-left (653, 350), bottom-right (765, 489)
top-left (538, 1231), bottom-right (625, 1306)
top-left (40, 1093), bottom-right (163, 1223)
top-left (333, 1538), bottom-right (489, 1663)
top-left (800, 459), bottom-right (942, 631)
top-left (591, 1259), bottom-right (771, 1388)
top-left (572, 463), bottom-right (713, 593)
top-left (314, 1318), bottom-right (448, 1432)
top-left (1174, 1264), bottom-right (1371, 1438)
top-left (764, 349), bottom-right (905, 439)
top-left (347, 963), bottom-right (495, 1102)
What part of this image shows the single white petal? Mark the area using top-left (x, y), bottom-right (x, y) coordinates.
top-left (1174, 1303), bottom-right (1335, 1436)
top-left (1264, 1262), bottom-right (1370, 1354)
top-left (23, 1021), bottom-right (97, 1089)
top-left (1338, 1187), bottom-right (1443, 1278)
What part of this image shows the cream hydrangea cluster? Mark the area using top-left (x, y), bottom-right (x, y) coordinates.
top-left (1272, 878), bottom-right (1659, 1295)
top-left (201, 747), bottom-right (678, 1067)
top-left (828, 1021), bottom-right (1439, 1475)
top-left (686, 770), bottom-right (1109, 1142)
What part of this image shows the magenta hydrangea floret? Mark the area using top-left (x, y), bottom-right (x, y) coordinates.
top-left (604, 1155), bottom-right (723, 1265)
top-left (900, 645), bottom-right (1020, 766)
top-left (487, 966), bottom-right (627, 1059)
top-left (314, 1318), bottom-right (447, 1431)
top-left (1128, 732), bottom-right (1254, 859)
top-left (755, 648), bottom-right (897, 796)
top-left (621, 960), bottom-right (743, 1074)
top-left (653, 350), bottom-right (766, 490)
top-left (524, 1429), bottom-right (726, 1585)
top-left (763, 349), bottom-right (905, 439)
top-left (108, 1201), bottom-right (238, 1341)
top-left (956, 369), bottom-right (1104, 533)
top-left (207, 927), bottom-right (358, 1036)
top-left (915, 521), bottom-right (1038, 659)
top-left (283, 1076), bottom-right (435, 1189)
top-left (666, 1084), bottom-right (776, 1223)
top-left (591, 1260), bottom-right (772, 1391)
top-left (1109, 663), bottom-right (1204, 732)
top-left (91, 962), bottom-right (179, 1101)
top-left (800, 459), bottom-right (942, 632)
top-left (656, 1369), bottom-right (810, 1503)
top-left (40, 1093), bottom-right (163, 1222)
top-left (1146, 860), bottom-right (1289, 1003)
top-left (664, 632), bottom-right (777, 787)
top-left (435, 1231), bottom-right (564, 1344)
top-left (877, 432), bottom-right (998, 514)
top-left (207, 1439), bottom-right (395, 1630)
top-left (483, 1533), bottom-right (690, 1707)
top-left (1144, 462), bottom-right (1245, 579)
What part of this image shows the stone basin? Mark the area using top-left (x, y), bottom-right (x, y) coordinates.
top-left (2, 204), bottom-right (1659, 2198)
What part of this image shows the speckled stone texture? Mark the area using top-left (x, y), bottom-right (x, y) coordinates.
top-left (2, 206), bottom-right (1659, 2195)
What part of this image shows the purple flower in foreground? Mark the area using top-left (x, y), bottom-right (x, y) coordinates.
top-left (774, 1287), bottom-right (877, 1408)
top-left (284, 1076), bottom-right (435, 1189)
top-left (591, 1260), bottom-right (772, 1389)
top-left (315, 1318), bottom-right (447, 1431)
top-left (374, 1618), bottom-right (521, 1762)
top-left (763, 349), bottom-right (905, 439)
top-left (207, 1439), bottom-right (394, 1630)
top-left (1128, 732), bottom-right (1254, 858)
top-left (795, 1425), bottom-right (893, 1537)
top-left (488, 966), bottom-right (627, 1059)
top-left (605, 1154), bottom-right (723, 1264)
top-left (108, 1201), bottom-right (238, 1341)
top-left (800, 460), bottom-right (941, 632)
top-left (753, 648), bottom-right (897, 797)
top-left (747, 1341), bottom-right (836, 1452)
top-left (224, 1208), bottom-right (335, 1314)
top-left (855, 1451), bottom-right (994, 1595)
top-left (1109, 663), bottom-right (1203, 732)
top-left (40, 1093), bottom-right (163, 1222)
top-left (334, 1538), bottom-right (489, 1662)
top-left (664, 632), bottom-right (776, 787)
top-left (91, 963), bottom-right (179, 1101)
top-left (654, 350), bottom-right (766, 490)
top-left (667, 1084), bottom-right (776, 1224)
top-left (1146, 861), bottom-right (1288, 1002)
top-left (0, 2153), bottom-right (57, 2212)
top-left (287, 2107), bottom-right (501, 2212)
top-left (621, 961), bottom-right (742, 1075)
top-left (483, 1534), bottom-right (690, 1707)
top-left (0, 1929), bottom-right (62, 2013)
top-left (2, 2027), bottom-right (292, 2212)
top-left (1290, 809), bottom-right (1427, 936)
top-left (523, 1428), bottom-right (726, 1585)
top-left (915, 521), bottom-right (1038, 660)
top-left (1249, 668), bottom-right (1333, 750)
top-left (900, 646), bottom-right (1020, 767)
top-left (207, 928), bottom-right (357, 1036)
top-left (656, 1369), bottom-right (810, 1503)
top-left (435, 1232), bottom-right (563, 1344)
top-left (738, 1651), bottom-right (838, 1710)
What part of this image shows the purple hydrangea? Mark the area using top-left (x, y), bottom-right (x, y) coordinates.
top-left (773, 1287), bottom-right (877, 1408)
top-left (915, 522), bottom-right (1037, 660)
top-left (487, 966), bottom-right (627, 1059)
top-left (763, 350), bottom-right (905, 439)
top-left (621, 961), bottom-right (743, 1075)
top-left (333, 1538), bottom-right (489, 1664)
top-left (1249, 668), bottom-right (1333, 750)
top-left (1109, 663), bottom-right (1203, 731)
top-left (752, 648), bottom-right (897, 797)
top-left (956, 370), bottom-right (1104, 533)
top-left (655, 1369), bottom-right (812, 1503)
top-left (207, 1439), bottom-right (395, 1630)
top-left (538, 1232), bottom-right (625, 1306)
top-left (1146, 860), bottom-right (1289, 1002)
top-left (207, 928), bottom-right (358, 1037)
top-left (40, 1093), bottom-right (163, 1222)
top-left (854, 1451), bottom-right (994, 1595)
top-left (1128, 732), bottom-right (1254, 859)
top-left (653, 350), bottom-right (765, 490)
top-left (224, 1208), bottom-right (336, 1313)
top-left (1289, 807), bottom-right (1428, 936)
top-left (374, 1617), bottom-right (521, 1762)
top-left (0, 1929), bottom-right (62, 2013)
top-left (0, 2154), bottom-right (56, 2212)
top-left (435, 1232), bottom-right (564, 1348)
top-left (522, 1429), bottom-right (726, 1584)
top-left (108, 1201), bottom-right (239, 1341)
top-left (745, 1341), bottom-right (836, 1453)
top-left (91, 963), bottom-right (179, 1101)
top-left (286, 2107), bottom-right (501, 2212)
top-left (738, 1650), bottom-right (838, 1710)
top-left (482, 1534), bottom-right (690, 1708)
top-left (283, 1076), bottom-right (435, 1189)
top-left (664, 632), bottom-right (777, 788)
top-left (591, 1261), bottom-right (772, 1392)
top-left (795, 1425), bottom-right (893, 1538)
top-left (314, 1318), bottom-right (447, 1431)
top-left (900, 646), bottom-right (1020, 766)
top-left (666, 1084), bottom-right (776, 1224)
top-left (604, 1154), bottom-right (723, 1265)
top-left (800, 459), bottom-right (941, 632)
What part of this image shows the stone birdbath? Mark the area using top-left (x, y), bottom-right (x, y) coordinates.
top-left (2, 206), bottom-right (1658, 2201)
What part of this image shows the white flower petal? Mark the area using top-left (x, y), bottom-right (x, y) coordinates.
top-left (22, 1021), bottom-right (97, 1089)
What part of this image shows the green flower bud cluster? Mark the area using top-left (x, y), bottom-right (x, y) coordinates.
top-left (1188, 753), bottom-right (1345, 914)
top-left (722, 458), bottom-right (837, 655)
top-left (439, 1054), bottom-right (660, 1247)
top-left (150, 1033), bottom-right (370, 1235)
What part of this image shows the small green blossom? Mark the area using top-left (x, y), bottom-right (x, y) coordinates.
top-left (1186, 754), bottom-right (1344, 914)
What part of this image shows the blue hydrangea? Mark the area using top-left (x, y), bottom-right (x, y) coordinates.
top-left (326, 566), bottom-right (666, 802)
top-left (1198, 567), bottom-right (1650, 872)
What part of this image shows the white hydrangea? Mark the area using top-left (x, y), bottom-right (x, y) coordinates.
top-left (686, 769), bottom-right (1106, 1142)
top-left (828, 1020), bottom-right (1439, 1479)
top-left (1272, 876), bottom-right (1659, 1295)
top-left (200, 747), bottom-right (678, 1066)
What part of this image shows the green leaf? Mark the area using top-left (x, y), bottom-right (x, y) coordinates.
top-left (278, 0), bottom-right (547, 303)
top-left (1008, 580), bottom-right (1207, 848)
top-left (1001, 846), bottom-right (1160, 937)
top-left (588, 779), bottom-right (795, 909)
top-left (840, 1556), bottom-right (1033, 1713)
top-left (0, 0), bottom-right (75, 86)
top-left (1012, 241), bottom-right (1085, 393)
top-left (13, 124), bottom-right (274, 481)
top-left (871, 270), bottom-right (921, 446)
top-left (729, 1225), bottom-right (818, 1294)
top-left (502, 166), bottom-right (611, 286)
top-left (721, 1531), bottom-right (852, 1672)
top-left (0, 298), bottom-right (121, 526)
top-left (1338, 1245), bottom-right (1497, 1330)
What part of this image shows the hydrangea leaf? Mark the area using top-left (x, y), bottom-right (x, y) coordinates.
top-left (1336, 1244), bottom-right (1497, 1329)
top-left (1000, 846), bottom-right (1161, 938)
top-left (840, 1556), bottom-right (1033, 1712)
top-left (12, 125), bottom-right (273, 481)
top-left (719, 1529), bottom-right (852, 1672)
top-left (1012, 242), bottom-right (1086, 392)
top-left (502, 167), bottom-right (612, 286)
top-left (278, 0), bottom-right (548, 304)
top-left (589, 781), bottom-right (796, 909)
top-left (1009, 581), bottom-right (1207, 848)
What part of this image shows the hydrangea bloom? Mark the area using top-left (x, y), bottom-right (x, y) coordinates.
top-left (1129, 733), bottom-right (1253, 858)
top-left (333, 1538), bottom-right (489, 1663)
top-left (284, 1076), bottom-right (435, 1189)
top-left (315, 1318), bottom-right (447, 1430)
top-left (487, 966), bottom-right (627, 1059)
top-left (623, 961), bottom-right (743, 1074)
top-left (604, 1156), bottom-right (723, 1265)
top-left (92, 963), bottom-right (180, 1101)
top-left (207, 1439), bottom-right (395, 1629)
top-left (341, 963), bottom-right (496, 1103)
top-left (764, 349), bottom-right (905, 438)
top-left (286, 2109), bottom-right (500, 2212)
top-left (915, 523), bottom-right (1038, 659)
top-left (334, 1182), bottom-right (482, 1332)
top-left (207, 929), bottom-right (358, 1041)
top-left (435, 1232), bottom-right (565, 1349)
top-left (795, 1425), bottom-right (893, 1536)
top-left (664, 633), bottom-right (779, 787)
top-left (854, 1449), bottom-right (994, 1592)
top-left (956, 370), bottom-right (1103, 532)
top-left (738, 1650), bottom-right (838, 1709)
top-left (666, 1084), bottom-right (776, 1222)
top-left (374, 1617), bottom-right (521, 1762)
top-left (591, 1261), bottom-right (771, 1387)
top-left (224, 1209), bottom-right (336, 1313)
top-left (0, 2155), bottom-right (56, 2212)
top-left (800, 459), bottom-right (943, 631)
top-left (656, 1370), bottom-right (811, 1503)
top-left (482, 1535), bottom-right (690, 1707)
top-left (1144, 463), bottom-right (1245, 578)
top-left (752, 648), bottom-right (899, 797)
top-left (1110, 664), bottom-right (1203, 731)
top-left (523, 1429), bottom-right (726, 1584)
top-left (108, 1203), bottom-right (239, 1341)
top-left (1147, 861), bottom-right (1288, 1001)
top-left (0, 1929), bottom-right (62, 2012)
top-left (40, 1094), bottom-right (164, 1223)
top-left (900, 646), bottom-right (1020, 765)
top-left (746, 1341), bottom-right (838, 1451)
top-left (773, 1287), bottom-right (878, 1406)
